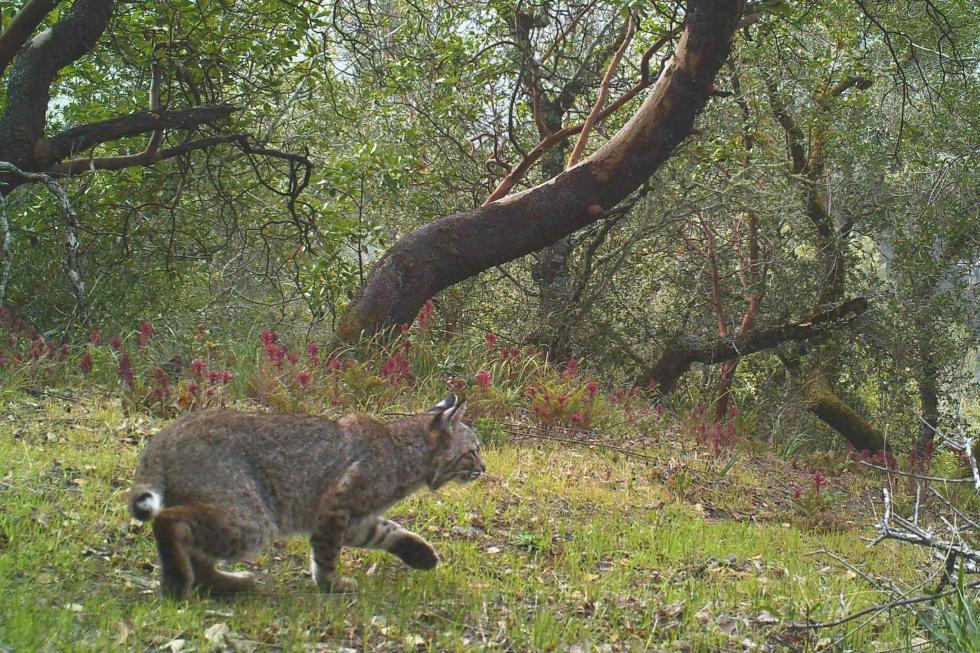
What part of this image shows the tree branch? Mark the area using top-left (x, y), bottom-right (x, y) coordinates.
top-left (566, 11), bottom-right (636, 169)
top-left (35, 104), bottom-right (237, 170)
top-left (640, 297), bottom-right (869, 392)
top-left (0, 0), bottom-right (59, 77)
top-left (482, 32), bottom-right (675, 206)
top-left (337, 0), bottom-right (749, 340)
top-left (0, 0), bottom-right (114, 166)
top-left (45, 59), bottom-right (168, 174)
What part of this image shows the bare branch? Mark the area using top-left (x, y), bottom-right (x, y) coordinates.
top-left (0, 188), bottom-right (12, 305)
top-left (567, 11), bottom-right (636, 169)
top-left (0, 0), bottom-right (59, 77)
top-left (640, 297), bottom-right (869, 391)
top-left (37, 104), bottom-right (237, 171)
top-left (0, 161), bottom-right (86, 317)
top-left (46, 58), bottom-right (167, 174)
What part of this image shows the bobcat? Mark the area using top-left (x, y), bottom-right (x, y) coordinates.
top-left (128, 394), bottom-right (483, 599)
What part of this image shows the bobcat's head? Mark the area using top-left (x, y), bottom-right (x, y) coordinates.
top-left (426, 394), bottom-right (484, 490)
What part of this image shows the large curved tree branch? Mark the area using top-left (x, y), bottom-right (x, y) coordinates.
top-left (0, 0), bottom-right (60, 77)
top-left (0, 0), bottom-right (114, 166)
top-left (337, 0), bottom-right (748, 341)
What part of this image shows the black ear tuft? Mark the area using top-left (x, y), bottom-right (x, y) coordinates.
top-left (426, 393), bottom-right (457, 414)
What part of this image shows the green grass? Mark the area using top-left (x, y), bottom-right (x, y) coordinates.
top-left (0, 395), bottom-right (930, 652)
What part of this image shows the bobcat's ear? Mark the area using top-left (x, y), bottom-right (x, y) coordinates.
top-left (429, 395), bottom-right (466, 438)
top-left (426, 393), bottom-right (458, 415)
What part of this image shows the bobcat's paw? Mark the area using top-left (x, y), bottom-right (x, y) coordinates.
top-left (390, 534), bottom-right (439, 570)
top-left (317, 574), bottom-right (357, 594)
top-left (160, 575), bottom-right (192, 601)
top-left (311, 555), bottom-right (357, 593)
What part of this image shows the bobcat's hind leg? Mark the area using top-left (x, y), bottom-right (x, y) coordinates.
top-left (345, 517), bottom-right (439, 570)
top-left (152, 502), bottom-right (264, 599)
top-left (190, 552), bottom-right (255, 596)
top-left (152, 506), bottom-right (196, 600)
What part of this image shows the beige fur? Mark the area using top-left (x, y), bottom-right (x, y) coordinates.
top-left (129, 394), bottom-right (482, 599)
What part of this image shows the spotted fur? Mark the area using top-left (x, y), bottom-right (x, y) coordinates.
top-left (128, 395), bottom-right (482, 599)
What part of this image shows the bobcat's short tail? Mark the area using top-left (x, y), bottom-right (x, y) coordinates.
top-left (129, 485), bottom-right (162, 521)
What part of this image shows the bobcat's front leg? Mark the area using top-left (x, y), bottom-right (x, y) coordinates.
top-left (310, 499), bottom-right (355, 593)
top-left (345, 517), bottom-right (439, 570)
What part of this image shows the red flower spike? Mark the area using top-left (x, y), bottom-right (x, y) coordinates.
top-left (306, 342), bottom-right (320, 365)
top-left (117, 352), bottom-right (135, 389)
top-left (80, 352), bottom-right (93, 376)
top-left (260, 329), bottom-right (278, 346)
top-left (475, 370), bottom-right (492, 389)
top-left (563, 356), bottom-right (578, 377)
top-left (190, 358), bottom-right (207, 379)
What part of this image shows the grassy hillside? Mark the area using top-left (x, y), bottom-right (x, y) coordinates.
top-left (0, 393), bottom-right (932, 652)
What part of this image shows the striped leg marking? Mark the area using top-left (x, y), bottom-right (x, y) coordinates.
top-left (346, 517), bottom-right (439, 570)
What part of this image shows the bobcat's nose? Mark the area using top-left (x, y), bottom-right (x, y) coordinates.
top-left (470, 460), bottom-right (486, 479)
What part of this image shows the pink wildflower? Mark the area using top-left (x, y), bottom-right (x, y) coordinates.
top-left (260, 329), bottom-right (278, 346)
top-left (475, 370), bottom-right (492, 389)
top-left (137, 320), bottom-right (154, 347)
top-left (287, 353), bottom-right (299, 365)
top-left (306, 342), bottom-right (320, 366)
top-left (264, 343), bottom-right (286, 366)
top-left (117, 352), bottom-right (135, 389)
top-left (296, 371), bottom-right (312, 387)
top-left (380, 351), bottom-right (412, 384)
top-left (812, 470), bottom-right (825, 493)
top-left (585, 380), bottom-right (599, 399)
top-left (153, 366), bottom-right (171, 388)
top-left (89, 330), bottom-right (102, 345)
top-left (190, 358), bottom-right (207, 379)
top-left (416, 300), bottom-right (435, 333)
top-left (563, 356), bottom-right (579, 377)
top-left (80, 352), bottom-right (93, 376)
top-left (110, 336), bottom-right (122, 351)
top-left (486, 332), bottom-right (497, 349)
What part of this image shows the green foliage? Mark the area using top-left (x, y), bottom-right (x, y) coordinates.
top-left (918, 568), bottom-right (980, 653)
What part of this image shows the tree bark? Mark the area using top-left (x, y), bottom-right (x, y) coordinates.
top-left (640, 297), bottom-right (868, 393)
top-left (805, 375), bottom-right (887, 452)
top-left (0, 0), bottom-right (114, 169)
top-left (0, 0), bottom-right (60, 77)
top-left (915, 357), bottom-right (940, 452)
top-left (336, 0), bottom-right (747, 341)
top-left (529, 99), bottom-right (575, 358)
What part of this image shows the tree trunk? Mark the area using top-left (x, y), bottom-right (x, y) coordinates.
top-left (336, 0), bottom-right (747, 341)
top-left (529, 101), bottom-right (576, 358)
top-left (915, 357), bottom-right (940, 452)
top-left (805, 375), bottom-right (887, 452)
